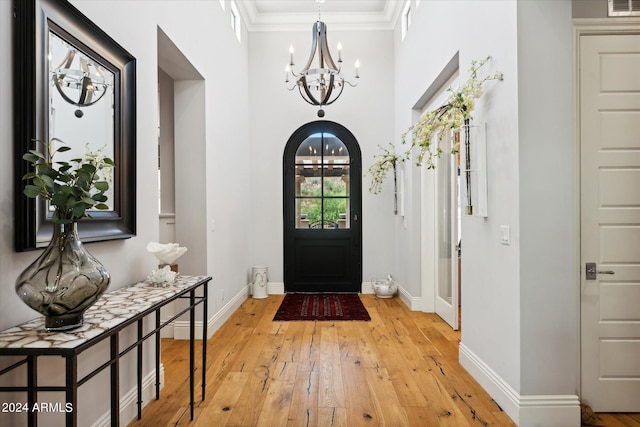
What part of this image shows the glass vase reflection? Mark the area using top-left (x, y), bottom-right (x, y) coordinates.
top-left (15, 223), bottom-right (110, 331)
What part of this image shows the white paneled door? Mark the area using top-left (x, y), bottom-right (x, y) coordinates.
top-left (580, 34), bottom-right (640, 412)
top-left (435, 132), bottom-right (459, 330)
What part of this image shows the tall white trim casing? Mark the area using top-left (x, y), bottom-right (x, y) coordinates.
top-left (572, 16), bottom-right (640, 413)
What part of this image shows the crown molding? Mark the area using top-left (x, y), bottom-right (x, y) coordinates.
top-left (236, 1), bottom-right (404, 32)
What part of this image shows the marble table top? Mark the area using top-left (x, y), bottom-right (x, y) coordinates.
top-left (0, 275), bottom-right (210, 352)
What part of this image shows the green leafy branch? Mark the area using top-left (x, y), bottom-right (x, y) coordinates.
top-left (22, 138), bottom-right (114, 224)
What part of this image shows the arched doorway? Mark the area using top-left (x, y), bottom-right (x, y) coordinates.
top-left (283, 121), bottom-right (362, 292)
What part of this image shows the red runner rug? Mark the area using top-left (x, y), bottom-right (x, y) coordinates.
top-left (273, 293), bottom-right (371, 321)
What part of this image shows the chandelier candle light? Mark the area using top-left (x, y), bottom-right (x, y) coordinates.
top-left (286, 0), bottom-right (359, 117)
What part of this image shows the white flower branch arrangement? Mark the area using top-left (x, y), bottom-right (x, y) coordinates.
top-left (368, 56), bottom-right (503, 199)
top-left (368, 143), bottom-right (403, 213)
top-left (368, 143), bottom-right (402, 194)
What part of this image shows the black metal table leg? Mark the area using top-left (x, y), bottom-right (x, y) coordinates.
top-left (155, 309), bottom-right (161, 400)
top-left (65, 356), bottom-right (77, 427)
top-left (27, 355), bottom-right (37, 427)
top-left (189, 289), bottom-right (195, 420)
top-left (0, 277), bottom-right (211, 427)
top-left (202, 282), bottom-right (208, 401)
top-left (137, 319), bottom-right (143, 420)
top-left (110, 334), bottom-right (120, 427)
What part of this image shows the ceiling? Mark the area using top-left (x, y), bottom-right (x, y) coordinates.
top-left (237, 0), bottom-right (404, 31)
top-left (253, 0), bottom-right (388, 14)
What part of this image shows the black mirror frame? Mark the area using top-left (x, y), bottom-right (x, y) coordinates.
top-left (13, 0), bottom-right (136, 251)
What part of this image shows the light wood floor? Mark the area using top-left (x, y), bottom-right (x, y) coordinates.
top-left (128, 295), bottom-right (640, 427)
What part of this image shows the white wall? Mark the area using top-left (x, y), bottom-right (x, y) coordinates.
top-left (174, 79), bottom-right (208, 275)
top-left (0, 1), bottom-right (250, 425)
top-left (394, 0), bottom-right (522, 388)
top-left (572, 0), bottom-right (608, 18)
top-left (394, 0), bottom-right (578, 424)
top-left (517, 0), bottom-right (576, 397)
top-left (158, 68), bottom-right (176, 216)
top-left (247, 27), bottom-right (396, 286)
top-left (0, 0), bottom-right (584, 424)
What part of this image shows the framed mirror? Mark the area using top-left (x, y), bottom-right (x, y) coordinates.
top-left (13, 0), bottom-right (136, 251)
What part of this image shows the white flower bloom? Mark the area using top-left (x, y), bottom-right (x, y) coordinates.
top-left (368, 55), bottom-right (503, 192)
top-left (366, 143), bottom-right (402, 194)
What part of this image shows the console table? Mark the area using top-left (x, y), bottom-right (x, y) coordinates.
top-left (0, 275), bottom-right (211, 427)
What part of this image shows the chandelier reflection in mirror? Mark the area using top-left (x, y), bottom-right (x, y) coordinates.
top-left (285, 0), bottom-right (359, 117)
top-left (51, 36), bottom-right (113, 109)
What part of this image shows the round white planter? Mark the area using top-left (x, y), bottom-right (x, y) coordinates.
top-left (373, 280), bottom-right (397, 299)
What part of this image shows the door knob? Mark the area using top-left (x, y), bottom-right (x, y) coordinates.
top-left (586, 262), bottom-right (615, 280)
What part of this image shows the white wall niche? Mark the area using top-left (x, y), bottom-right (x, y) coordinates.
top-left (460, 121), bottom-right (487, 217)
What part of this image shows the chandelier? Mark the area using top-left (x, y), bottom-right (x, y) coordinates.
top-left (52, 48), bottom-right (111, 108)
top-left (286, 0), bottom-right (359, 117)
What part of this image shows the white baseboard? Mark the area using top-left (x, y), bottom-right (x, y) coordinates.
top-left (363, 280), bottom-right (421, 311)
top-left (246, 281), bottom-right (286, 296)
top-left (246, 281), bottom-right (419, 313)
top-left (159, 319), bottom-right (174, 338)
top-left (93, 286), bottom-right (247, 425)
top-left (362, 281), bottom-right (374, 294)
top-left (459, 343), bottom-right (580, 427)
top-left (206, 285), bottom-right (250, 335)
top-left (266, 282), bottom-right (381, 295)
top-left (266, 282), bottom-right (285, 295)
top-left (397, 283), bottom-right (421, 310)
top-left (174, 285), bottom-right (249, 340)
top-left (252, 282), bottom-right (377, 295)
top-left (251, 281), bottom-right (418, 312)
top-left (92, 365), bottom-right (165, 427)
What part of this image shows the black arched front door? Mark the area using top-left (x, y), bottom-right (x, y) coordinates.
top-left (283, 121), bottom-right (362, 293)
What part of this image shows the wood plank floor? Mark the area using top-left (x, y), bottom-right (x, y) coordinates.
top-left (128, 295), bottom-right (640, 427)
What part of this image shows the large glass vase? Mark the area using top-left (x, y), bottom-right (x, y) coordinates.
top-left (15, 222), bottom-right (110, 331)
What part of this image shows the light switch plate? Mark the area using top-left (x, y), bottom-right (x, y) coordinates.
top-left (500, 225), bottom-right (510, 245)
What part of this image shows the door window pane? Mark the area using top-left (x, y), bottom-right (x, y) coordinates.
top-left (296, 135), bottom-right (322, 164)
top-left (323, 197), bottom-right (348, 229)
top-left (294, 132), bottom-right (351, 229)
top-left (297, 168), bottom-right (321, 197)
top-left (323, 175), bottom-right (347, 196)
top-left (296, 197), bottom-right (320, 229)
top-left (322, 135), bottom-right (347, 159)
